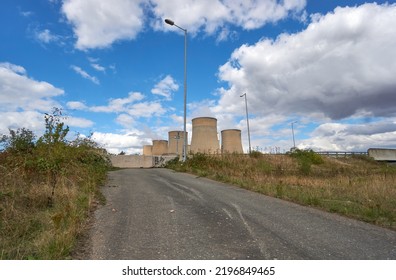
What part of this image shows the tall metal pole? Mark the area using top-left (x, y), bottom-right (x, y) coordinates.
top-left (240, 93), bottom-right (251, 154)
top-left (165, 19), bottom-right (187, 162)
top-left (291, 121), bottom-right (297, 149)
top-left (182, 27), bottom-right (187, 162)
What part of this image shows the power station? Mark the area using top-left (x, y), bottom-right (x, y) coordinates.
top-left (142, 145), bottom-right (153, 156)
top-left (152, 140), bottom-right (168, 156)
top-left (221, 129), bottom-right (243, 154)
top-left (190, 117), bottom-right (220, 154)
top-left (168, 131), bottom-right (188, 156)
top-left (142, 117), bottom-right (244, 156)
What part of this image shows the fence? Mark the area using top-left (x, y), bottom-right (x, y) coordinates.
top-left (315, 151), bottom-right (367, 157)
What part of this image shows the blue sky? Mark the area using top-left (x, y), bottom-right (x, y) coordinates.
top-left (1, 0), bottom-right (396, 154)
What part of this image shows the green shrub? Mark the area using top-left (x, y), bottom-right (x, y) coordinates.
top-left (289, 149), bottom-right (324, 175)
top-left (0, 109), bottom-right (110, 259)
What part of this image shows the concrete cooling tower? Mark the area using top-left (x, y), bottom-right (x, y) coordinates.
top-left (190, 117), bottom-right (220, 154)
top-left (221, 129), bottom-right (243, 154)
top-left (152, 140), bottom-right (168, 156)
top-left (168, 131), bottom-right (188, 156)
top-left (142, 145), bottom-right (152, 156)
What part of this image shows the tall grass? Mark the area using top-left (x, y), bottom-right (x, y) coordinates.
top-left (166, 152), bottom-right (396, 230)
top-left (0, 110), bottom-right (110, 259)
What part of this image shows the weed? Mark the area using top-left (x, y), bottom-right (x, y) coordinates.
top-left (0, 109), bottom-right (110, 259)
top-left (166, 152), bottom-right (396, 230)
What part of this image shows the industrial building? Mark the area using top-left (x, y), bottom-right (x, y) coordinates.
top-left (142, 116), bottom-right (244, 157)
top-left (221, 129), bottom-right (243, 154)
top-left (190, 117), bottom-right (220, 154)
top-left (151, 140), bottom-right (168, 156)
top-left (168, 131), bottom-right (188, 156)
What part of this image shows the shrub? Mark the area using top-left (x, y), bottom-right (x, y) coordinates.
top-left (0, 109), bottom-right (110, 259)
top-left (289, 149), bottom-right (324, 175)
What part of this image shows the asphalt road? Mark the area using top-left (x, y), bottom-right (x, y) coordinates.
top-left (86, 168), bottom-right (396, 260)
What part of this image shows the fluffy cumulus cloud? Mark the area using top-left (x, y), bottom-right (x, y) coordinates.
top-left (217, 3), bottom-right (396, 121)
top-left (0, 111), bottom-right (44, 135)
top-left (66, 101), bottom-right (88, 110)
top-left (61, 0), bottom-right (145, 50)
top-left (0, 62), bottom-right (95, 135)
top-left (0, 62), bottom-right (64, 113)
top-left (92, 131), bottom-right (148, 154)
top-left (61, 0), bottom-right (306, 49)
top-left (300, 119), bottom-right (396, 151)
top-left (151, 75), bottom-right (179, 100)
top-left (89, 92), bottom-right (145, 113)
top-left (151, 0), bottom-right (306, 34)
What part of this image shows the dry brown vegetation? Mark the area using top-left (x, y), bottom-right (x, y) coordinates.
top-left (167, 151), bottom-right (396, 230)
top-left (0, 110), bottom-right (110, 259)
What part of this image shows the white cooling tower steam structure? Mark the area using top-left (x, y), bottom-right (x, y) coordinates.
top-left (221, 129), bottom-right (243, 154)
top-left (142, 145), bottom-right (153, 156)
top-left (168, 131), bottom-right (188, 156)
top-left (152, 140), bottom-right (168, 156)
top-left (190, 117), bottom-right (220, 154)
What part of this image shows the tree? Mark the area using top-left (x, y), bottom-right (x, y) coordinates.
top-left (38, 108), bottom-right (69, 145)
top-left (0, 128), bottom-right (36, 153)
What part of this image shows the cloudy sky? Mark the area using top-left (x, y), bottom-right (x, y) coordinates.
top-left (1, 0), bottom-right (396, 154)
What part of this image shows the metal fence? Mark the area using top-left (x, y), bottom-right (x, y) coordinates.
top-left (315, 151), bottom-right (367, 157)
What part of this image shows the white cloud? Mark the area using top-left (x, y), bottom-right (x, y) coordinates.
top-left (0, 62), bottom-right (94, 135)
top-left (61, 0), bottom-right (306, 49)
top-left (0, 62), bottom-right (26, 75)
top-left (116, 114), bottom-right (135, 127)
top-left (66, 101), bottom-right (88, 110)
top-left (92, 131), bottom-right (147, 154)
top-left (151, 75), bottom-right (179, 100)
top-left (300, 119), bottom-right (396, 151)
top-left (64, 116), bottom-right (94, 128)
top-left (71, 65), bottom-right (100, 85)
top-left (91, 63), bottom-right (106, 72)
top-left (216, 3), bottom-right (396, 121)
top-left (127, 101), bottom-right (166, 118)
top-left (61, 0), bottom-right (145, 50)
top-left (0, 111), bottom-right (44, 135)
top-left (151, 0), bottom-right (306, 35)
top-left (90, 92), bottom-right (145, 113)
top-left (0, 62), bottom-right (63, 112)
top-left (35, 29), bottom-right (60, 44)
top-left (20, 11), bottom-right (33, 17)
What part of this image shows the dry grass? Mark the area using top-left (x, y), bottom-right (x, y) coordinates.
top-left (0, 149), bottom-right (109, 260)
top-left (167, 153), bottom-right (396, 230)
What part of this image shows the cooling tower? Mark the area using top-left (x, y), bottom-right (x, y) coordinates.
top-left (190, 117), bottom-right (220, 154)
top-left (168, 131), bottom-right (188, 156)
top-left (152, 140), bottom-right (168, 156)
top-left (221, 129), bottom-right (243, 154)
top-left (142, 145), bottom-right (152, 156)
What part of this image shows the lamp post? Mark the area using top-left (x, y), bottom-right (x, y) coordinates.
top-left (291, 121), bottom-right (297, 150)
top-left (240, 93), bottom-right (251, 154)
top-left (165, 18), bottom-right (187, 162)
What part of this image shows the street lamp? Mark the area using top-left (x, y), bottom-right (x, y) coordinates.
top-left (165, 18), bottom-right (187, 162)
top-left (240, 93), bottom-right (251, 154)
top-left (291, 121), bottom-right (297, 150)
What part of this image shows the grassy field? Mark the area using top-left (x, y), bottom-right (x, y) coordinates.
top-left (166, 150), bottom-right (396, 230)
top-left (0, 111), bottom-right (110, 259)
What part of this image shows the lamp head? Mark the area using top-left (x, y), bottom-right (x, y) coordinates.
top-left (165, 19), bottom-right (174, 26)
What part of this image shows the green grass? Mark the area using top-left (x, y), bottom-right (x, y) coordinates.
top-left (0, 110), bottom-right (110, 259)
top-left (166, 152), bottom-right (396, 230)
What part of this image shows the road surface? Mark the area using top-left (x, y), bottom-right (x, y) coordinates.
top-left (84, 168), bottom-right (396, 259)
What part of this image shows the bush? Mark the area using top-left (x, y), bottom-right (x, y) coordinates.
top-left (0, 109), bottom-right (110, 259)
top-left (0, 128), bottom-right (36, 153)
top-left (289, 149), bottom-right (324, 175)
